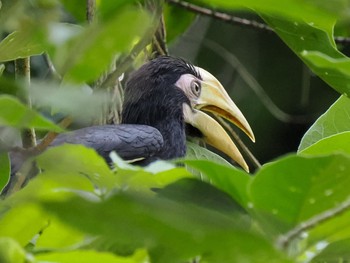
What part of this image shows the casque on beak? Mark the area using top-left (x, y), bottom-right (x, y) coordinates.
top-left (183, 67), bottom-right (255, 172)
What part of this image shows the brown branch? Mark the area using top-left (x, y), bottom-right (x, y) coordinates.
top-left (166, 0), bottom-right (350, 45)
top-left (35, 117), bottom-right (73, 153)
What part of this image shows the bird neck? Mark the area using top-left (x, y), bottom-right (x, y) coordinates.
top-left (121, 86), bottom-right (188, 160)
top-left (155, 117), bottom-right (186, 159)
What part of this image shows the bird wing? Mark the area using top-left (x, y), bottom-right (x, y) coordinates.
top-left (49, 124), bottom-right (164, 163)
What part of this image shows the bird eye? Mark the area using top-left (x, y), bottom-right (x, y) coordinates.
top-left (191, 81), bottom-right (201, 96)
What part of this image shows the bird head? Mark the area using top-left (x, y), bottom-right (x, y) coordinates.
top-left (122, 56), bottom-right (254, 172)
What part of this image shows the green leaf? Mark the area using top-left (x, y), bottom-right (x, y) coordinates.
top-left (35, 217), bottom-right (85, 249)
top-left (39, 192), bottom-right (290, 263)
top-left (249, 154), bottom-right (350, 236)
top-left (262, 15), bottom-right (350, 96)
top-left (164, 4), bottom-right (195, 42)
top-left (0, 95), bottom-right (63, 132)
top-left (300, 132), bottom-right (350, 156)
top-left (302, 51), bottom-right (350, 93)
top-left (110, 155), bottom-right (192, 195)
top-left (186, 142), bottom-right (233, 167)
top-left (35, 249), bottom-right (149, 263)
top-left (199, 0), bottom-right (342, 28)
top-left (0, 153), bottom-right (10, 193)
top-left (183, 159), bottom-right (251, 208)
top-left (0, 30), bottom-right (46, 62)
top-left (157, 178), bottom-right (248, 220)
top-left (36, 144), bottom-right (115, 193)
top-left (298, 96), bottom-right (350, 151)
top-left (98, 0), bottom-right (138, 22)
top-left (310, 238), bottom-right (350, 263)
top-left (0, 203), bottom-right (48, 246)
top-left (304, 209), bottom-right (350, 258)
top-left (0, 237), bottom-right (26, 263)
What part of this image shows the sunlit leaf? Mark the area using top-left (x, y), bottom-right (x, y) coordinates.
top-left (298, 96), bottom-right (350, 151)
top-left (35, 249), bottom-right (149, 263)
top-left (310, 238), bottom-right (350, 263)
top-left (300, 132), bottom-right (350, 156)
top-left (35, 217), bottom-right (85, 249)
top-left (0, 237), bottom-right (26, 263)
top-left (0, 203), bottom-right (47, 246)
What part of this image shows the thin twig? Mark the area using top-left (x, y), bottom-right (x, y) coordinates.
top-left (86, 0), bottom-right (96, 24)
top-left (166, 0), bottom-right (350, 45)
top-left (216, 116), bottom-right (261, 170)
top-left (15, 57), bottom-right (36, 148)
top-left (35, 117), bottom-right (73, 153)
top-left (166, 0), bottom-right (272, 32)
top-left (277, 197), bottom-right (350, 250)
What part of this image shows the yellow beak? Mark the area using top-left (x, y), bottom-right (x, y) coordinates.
top-left (183, 67), bottom-right (255, 172)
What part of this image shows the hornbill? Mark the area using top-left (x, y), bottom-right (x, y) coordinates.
top-left (10, 56), bottom-right (254, 175)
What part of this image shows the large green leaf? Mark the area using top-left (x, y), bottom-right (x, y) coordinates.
top-left (249, 154), bottom-right (350, 236)
top-left (198, 0), bottom-right (345, 28)
top-left (262, 15), bottom-right (350, 96)
top-left (298, 96), bottom-right (350, 151)
top-left (39, 191), bottom-right (290, 263)
top-left (183, 159), bottom-right (251, 208)
top-left (0, 203), bottom-right (48, 246)
top-left (35, 249), bottom-right (149, 263)
top-left (35, 217), bottom-right (85, 249)
top-left (0, 95), bottom-right (62, 132)
top-left (0, 30), bottom-right (46, 62)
